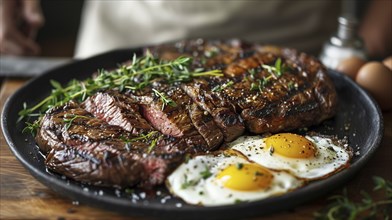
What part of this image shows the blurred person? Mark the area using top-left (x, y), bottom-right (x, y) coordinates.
top-left (0, 0), bottom-right (390, 58)
top-left (74, 0), bottom-right (341, 58)
top-left (359, 0), bottom-right (392, 59)
top-left (0, 0), bottom-right (44, 55)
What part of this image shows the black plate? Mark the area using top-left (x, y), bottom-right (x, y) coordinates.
top-left (1, 48), bottom-right (384, 219)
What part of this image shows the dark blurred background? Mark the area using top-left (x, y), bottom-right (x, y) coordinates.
top-left (37, 0), bottom-right (84, 57)
top-left (36, 0), bottom-right (370, 58)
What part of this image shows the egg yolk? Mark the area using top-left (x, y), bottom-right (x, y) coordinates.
top-left (216, 163), bottom-right (273, 191)
top-left (265, 133), bottom-right (317, 159)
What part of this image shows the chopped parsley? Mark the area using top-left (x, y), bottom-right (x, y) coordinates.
top-left (200, 167), bottom-right (213, 179)
top-left (181, 175), bottom-right (198, 189)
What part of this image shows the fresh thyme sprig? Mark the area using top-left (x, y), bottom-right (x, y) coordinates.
top-left (152, 89), bottom-right (177, 110)
top-left (21, 121), bottom-right (40, 135)
top-left (212, 80), bottom-right (234, 92)
top-left (122, 131), bottom-right (160, 153)
top-left (63, 114), bottom-right (90, 130)
top-left (250, 58), bottom-right (288, 92)
top-left (181, 174), bottom-right (198, 189)
top-left (122, 131), bottom-right (158, 143)
top-left (147, 138), bottom-right (158, 154)
top-left (181, 167), bottom-right (213, 189)
top-left (261, 58), bottom-right (287, 78)
top-left (18, 53), bottom-right (223, 134)
top-left (200, 167), bottom-right (213, 179)
top-left (314, 176), bottom-right (392, 220)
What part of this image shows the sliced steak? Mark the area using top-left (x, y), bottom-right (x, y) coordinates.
top-left (140, 85), bottom-right (195, 137)
top-left (188, 103), bottom-right (224, 149)
top-left (82, 90), bottom-right (153, 135)
top-left (182, 79), bottom-right (245, 142)
top-left (37, 101), bottom-right (183, 188)
top-left (133, 82), bottom-right (218, 151)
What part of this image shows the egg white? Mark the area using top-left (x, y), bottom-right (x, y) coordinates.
top-left (166, 154), bottom-right (303, 206)
top-left (230, 135), bottom-right (351, 180)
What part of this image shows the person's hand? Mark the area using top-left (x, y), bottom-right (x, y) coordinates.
top-left (0, 0), bottom-right (44, 56)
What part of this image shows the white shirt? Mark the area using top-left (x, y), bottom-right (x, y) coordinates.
top-left (75, 0), bottom-right (341, 58)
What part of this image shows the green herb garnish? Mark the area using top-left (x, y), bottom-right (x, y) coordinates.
top-left (122, 131), bottom-right (158, 143)
top-left (181, 175), bottom-right (198, 189)
top-left (314, 176), bottom-right (392, 220)
top-left (212, 80), bottom-right (234, 92)
top-left (249, 58), bottom-right (289, 92)
top-left (121, 131), bottom-right (160, 153)
top-left (21, 121), bottom-right (40, 135)
top-left (261, 58), bottom-right (287, 78)
top-left (63, 114), bottom-right (90, 130)
top-left (287, 81), bottom-right (295, 91)
top-left (147, 138), bottom-right (158, 154)
top-left (152, 88), bottom-right (176, 110)
top-left (200, 167), bottom-right (213, 179)
top-left (18, 53), bottom-right (223, 134)
top-left (234, 199), bottom-right (243, 204)
top-left (248, 68), bottom-right (257, 79)
top-left (124, 188), bottom-right (134, 195)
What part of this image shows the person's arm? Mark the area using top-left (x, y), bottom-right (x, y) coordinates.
top-left (359, 0), bottom-right (392, 58)
top-left (0, 0), bottom-right (44, 55)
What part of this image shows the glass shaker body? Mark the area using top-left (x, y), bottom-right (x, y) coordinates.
top-left (319, 16), bottom-right (367, 69)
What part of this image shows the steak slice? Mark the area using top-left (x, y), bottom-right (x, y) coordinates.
top-left (36, 101), bottom-right (183, 188)
top-left (182, 79), bottom-right (245, 142)
top-left (140, 85), bottom-right (195, 137)
top-left (188, 103), bottom-right (224, 149)
top-left (82, 90), bottom-right (153, 135)
top-left (133, 83), bottom-right (219, 151)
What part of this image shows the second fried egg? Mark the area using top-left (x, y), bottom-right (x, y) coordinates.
top-left (230, 133), bottom-right (351, 180)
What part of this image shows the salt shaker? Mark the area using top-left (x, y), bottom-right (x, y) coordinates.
top-left (319, 16), bottom-right (367, 69)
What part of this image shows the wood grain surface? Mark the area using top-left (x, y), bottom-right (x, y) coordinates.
top-left (1, 78), bottom-right (391, 220)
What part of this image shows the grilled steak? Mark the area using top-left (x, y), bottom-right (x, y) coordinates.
top-left (37, 101), bottom-right (184, 187)
top-left (36, 39), bottom-right (337, 188)
top-left (150, 40), bottom-right (337, 134)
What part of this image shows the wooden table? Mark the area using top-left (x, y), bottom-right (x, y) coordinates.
top-left (1, 78), bottom-right (391, 219)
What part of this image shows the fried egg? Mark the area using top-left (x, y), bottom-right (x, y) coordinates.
top-left (230, 133), bottom-right (351, 180)
top-left (167, 153), bottom-right (303, 206)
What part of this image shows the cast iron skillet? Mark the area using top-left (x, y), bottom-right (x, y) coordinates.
top-left (1, 48), bottom-right (384, 219)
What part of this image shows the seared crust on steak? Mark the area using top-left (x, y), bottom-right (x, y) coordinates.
top-left (35, 39), bottom-right (337, 188)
